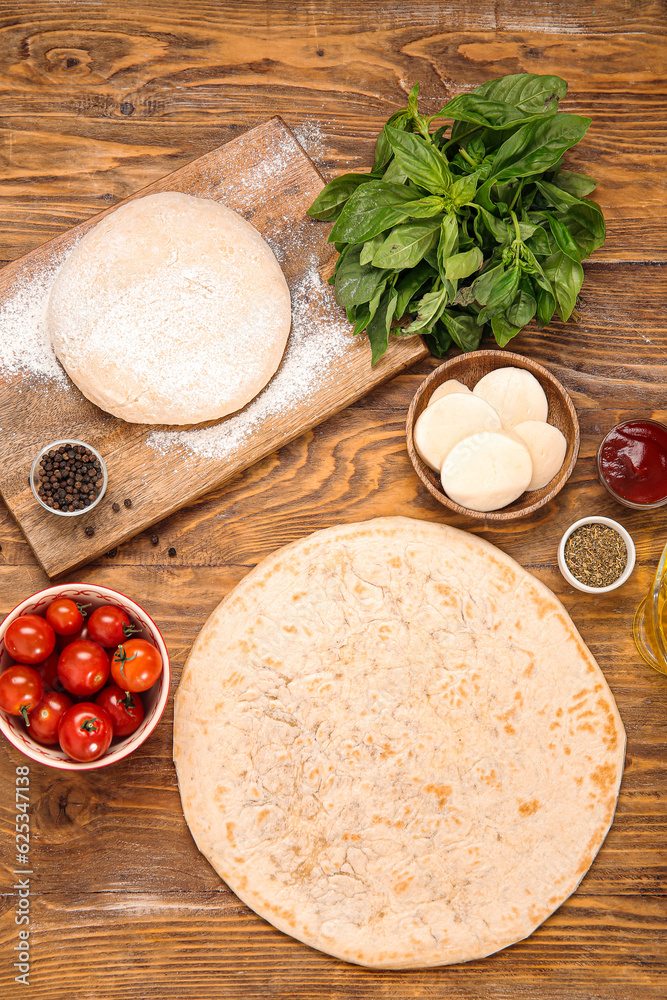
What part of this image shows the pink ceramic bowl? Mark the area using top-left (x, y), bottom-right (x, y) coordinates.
top-left (0, 583), bottom-right (170, 771)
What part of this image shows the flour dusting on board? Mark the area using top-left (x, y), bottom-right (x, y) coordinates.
top-left (0, 252), bottom-right (71, 386)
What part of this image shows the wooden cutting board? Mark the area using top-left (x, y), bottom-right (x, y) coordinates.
top-left (0, 117), bottom-right (428, 578)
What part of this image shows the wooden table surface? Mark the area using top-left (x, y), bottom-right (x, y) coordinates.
top-left (0, 2), bottom-right (665, 998)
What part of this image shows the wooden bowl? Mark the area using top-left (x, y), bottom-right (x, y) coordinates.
top-left (406, 350), bottom-right (580, 521)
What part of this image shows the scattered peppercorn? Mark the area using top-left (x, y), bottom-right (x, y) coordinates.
top-left (151, 534), bottom-right (159, 545)
top-left (564, 523), bottom-right (627, 588)
top-left (168, 547), bottom-right (177, 557)
top-left (124, 498), bottom-right (132, 508)
top-left (106, 547), bottom-right (118, 558)
top-left (84, 526), bottom-right (95, 537)
top-left (35, 443), bottom-right (103, 512)
top-left (112, 502), bottom-right (120, 512)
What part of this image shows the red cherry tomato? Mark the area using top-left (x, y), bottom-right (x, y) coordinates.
top-left (57, 640), bottom-right (109, 697)
top-left (32, 650), bottom-right (62, 691)
top-left (5, 615), bottom-right (56, 664)
top-left (0, 665), bottom-right (44, 723)
top-left (56, 623), bottom-right (89, 651)
top-left (27, 690), bottom-right (74, 745)
top-left (46, 598), bottom-right (88, 636)
top-left (88, 606), bottom-right (140, 648)
top-left (95, 685), bottom-right (144, 737)
top-left (110, 639), bottom-right (162, 693)
top-left (58, 703), bottom-right (113, 762)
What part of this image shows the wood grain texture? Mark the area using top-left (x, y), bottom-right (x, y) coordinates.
top-left (0, 1), bottom-right (666, 997)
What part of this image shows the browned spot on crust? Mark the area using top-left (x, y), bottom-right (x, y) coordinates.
top-left (388, 556), bottom-right (401, 568)
top-left (283, 624), bottom-right (297, 633)
top-left (505, 723), bottom-right (516, 734)
top-left (424, 783), bottom-right (452, 809)
top-left (591, 762), bottom-right (617, 793)
top-left (226, 821), bottom-right (235, 844)
top-left (564, 745), bottom-right (571, 755)
top-left (518, 799), bottom-right (541, 816)
top-left (292, 591), bottom-right (305, 601)
top-left (394, 880), bottom-right (409, 894)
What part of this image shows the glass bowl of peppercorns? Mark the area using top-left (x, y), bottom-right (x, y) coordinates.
top-left (30, 440), bottom-right (107, 517)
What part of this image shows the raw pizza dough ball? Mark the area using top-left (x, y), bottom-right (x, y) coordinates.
top-left (473, 367), bottom-right (548, 429)
top-left (427, 379), bottom-right (471, 407)
top-left (441, 431), bottom-right (533, 511)
top-left (47, 191), bottom-right (292, 425)
top-left (414, 393), bottom-right (502, 472)
top-left (514, 420), bottom-right (568, 490)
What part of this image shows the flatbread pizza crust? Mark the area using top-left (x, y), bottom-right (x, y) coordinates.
top-left (173, 517), bottom-right (625, 969)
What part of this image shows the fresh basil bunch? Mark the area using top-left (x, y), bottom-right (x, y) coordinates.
top-left (307, 74), bottom-right (605, 364)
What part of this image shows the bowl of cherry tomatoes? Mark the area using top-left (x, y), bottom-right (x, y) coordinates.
top-left (0, 583), bottom-right (170, 770)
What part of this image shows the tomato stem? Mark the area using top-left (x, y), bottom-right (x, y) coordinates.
top-left (122, 622), bottom-right (142, 638)
top-left (81, 718), bottom-right (100, 733)
top-left (76, 602), bottom-right (92, 617)
top-left (120, 691), bottom-right (135, 713)
top-left (20, 705), bottom-right (30, 728)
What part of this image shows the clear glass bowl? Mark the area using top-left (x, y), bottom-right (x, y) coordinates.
top-left (597, 419), bottom-right (667, 510)
top-left (30, 439), bottom-right (108, 517)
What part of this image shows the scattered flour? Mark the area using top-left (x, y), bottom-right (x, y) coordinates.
top-left (0, 252), bottom-right (71, 386)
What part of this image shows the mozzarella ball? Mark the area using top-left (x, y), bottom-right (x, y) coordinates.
top-left (414, 393), bottom-right (502, 472)
top-left (513, 420), bottom-right (568, 490)
top-left (473, 367), bottom-right (548, 429)
top-left (427, 379), bottom-right (472, 407)
top-left (441, 431), bottom-right (533, 511)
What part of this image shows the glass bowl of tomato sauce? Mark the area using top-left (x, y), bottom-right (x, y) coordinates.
top-left (0, 584), bottom-right (170, 771)
top-left (597, 419), bottom-right (667, 510)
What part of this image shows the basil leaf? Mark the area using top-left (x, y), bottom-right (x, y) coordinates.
top-left (404, 283), bottom-right (449, 333)
top-left (359, 233), bottom-right (385, 266)
top-left (441, 310), bottom-right (483, 351)
top-left (385, 126), bottom-right (453, 194)
top-left (423, 324), bottom-right (453, 359)
top-left (373, 109), bottom-right (411, 174)
top-left (548, 214), bottom-right (581, 262)
top-left (383, 158), bottom-right (408, 184)
top-left (525, 226), bottom-right (551, 256)
top-left (401, 195), bottom-right (448, 218)
top-left (486, 114), bottom-right (591, 184)
top-left (450, 170), bottom-right (481, 207)
top-left (437, 214), bottom-right (459, 275)
top-left (329, 181), bottom-right (418, 243)
top-left (372, 219), bottom-right (441, 269)
top-left (535, 178), bottom-right (581, 213)
top-left (444, 247), bottom-right (483, 281)
top-left (491, 313), bottom-right (522, 347)
top-left (394, 260), bottom-right (437, 317)
top-left (474, 205), bottom-right (509, 243)
top-left (559, 201), bottom-right (606, 258)
top-left (307, 173), bottom-right (377, 221)
top-left (334, 247), bottom-right (389, 307)
top-left (553, 169), bottom-right (597, 197)
top-left (472, 73), bottom-right (567, 115)
top-left (535, 285), bottom-right (556, 327)
top-left (486, 266), bottom-right (521, 310)
top-left (542, 252), bottom-right (583, 321)
top-left (367, 288), bottom-right (398, 365)
top-left (506, 288), bottom-right (537, 327)
top-left (436, 95), bottom-right (530, 129)
top-left (465, 263), bottom-right (506, 305)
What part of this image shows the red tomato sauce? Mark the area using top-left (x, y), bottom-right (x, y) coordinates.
top-left (599, 420), bottom-right (667, 505)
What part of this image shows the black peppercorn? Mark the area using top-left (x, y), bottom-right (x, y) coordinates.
top-left (36, 443), bottom-right (104, 513)
top-left (124, 498), bottom-right (132, 508)
top-left (85, 526), bottom-right (95, 537)
top-left (151, 534), bottom-right (159, 545)
top-left (168, 547), bottom-right (177, 557)
top-left (112, 502), bottom-right (120, 512)
top-left (106, 547), bottom-right (118, 558)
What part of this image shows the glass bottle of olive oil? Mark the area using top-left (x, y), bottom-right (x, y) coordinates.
top-left (634, 541), bottom-right (667, 675)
